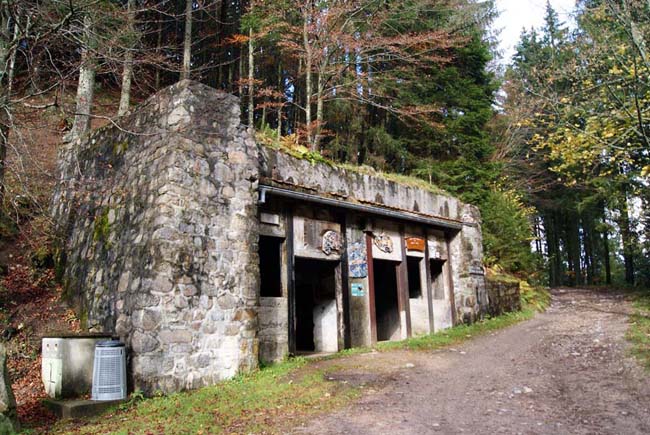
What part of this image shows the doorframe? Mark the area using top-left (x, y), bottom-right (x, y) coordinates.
top-left (338, 213), bottom-right (351, 350)
top-left (365, 232), bottom-right (378, 345)
top-left (445, 233), bottom-right (457, 325)
top-left (423, 230), bottom-right (435, 333)
top-left (397, 230), bottom-right (412, 338)
top-left (287, 208), bottom-right (296, 355)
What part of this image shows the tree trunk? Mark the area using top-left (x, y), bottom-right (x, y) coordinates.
top-left (118, 0), bottom-right (136, 116)
top-left (67, 15), bottom-right (96, 143)
top-left (212, 0), bottom-right (223, 88)
top-left (0, 6), bottom-right (17, 207)
top-left (238, 55), bottom-right (243, 98)
top-left (569, 213), bottom-right (582, 286)
top-left (182, 0), bottom-right (193, 80)
top-left (277, 61), bottom-right (282, 137)
top-left (248, 23), bottom-right (254, 128)
top-left (6, 16), bottom-right (19, 98)
top-left (315, 71), bottom-right (324, 150)
top-left (617, 186), bottom-right (636, 285)
top-left (155, 6), bottom-right (164, 89)
top-left (302, 12), bottom-right (313, 148)
top-left (603, 225), bottom-right (612, 285)
top-left (583, 215), bottom-right (594, 285)
top-left (544, 211), bottom-right (563, 287)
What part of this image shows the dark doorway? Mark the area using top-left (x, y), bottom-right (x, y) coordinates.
top-left (373, 259), bottom-right (400, 341)
top-left (294, 258), bottom-right (338, 353)
top-left (407, 257), bottom-right (422, 298)
top-left (430, 259), bottom-right (445, 299)
top-left (259, 236), bottom-right (283, 297)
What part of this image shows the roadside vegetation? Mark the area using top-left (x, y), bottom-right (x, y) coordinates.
top-left (41, 286), bottom-right (549, 435)
top-left (626, 292), bottom-right (650, 370)
top-left (2, 0), bottom-right (649, 432)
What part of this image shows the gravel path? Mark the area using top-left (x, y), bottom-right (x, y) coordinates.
top-left (294, 288), bottom-right (650, 435)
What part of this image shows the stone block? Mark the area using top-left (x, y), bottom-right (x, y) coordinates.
top-left (131, 331), bottom-right (159, 353)
top-left (0, 344), bottom-right (18, 433)
top-left (43, 398), bottom-right (125, 420)
top-left (159, 329), bottom-right (192, 344)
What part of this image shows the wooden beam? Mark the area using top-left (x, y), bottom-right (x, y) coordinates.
top-left (423, 230), bottom-right (435, 333)
top-left (365, 232), bottom-right (378, 345)
top-left (445, 234), bottom-right (457, 325)
top-left (339, 213), bottom-right (351, 349)
top-left (287, 209), bottom-right (296, 355)
top-left (398, 230), bottom-right (412, 338)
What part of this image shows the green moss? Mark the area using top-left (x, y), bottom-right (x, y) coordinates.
top-left (78, 308), bottom-right (89, 331)
top-left (487, 273), bottom-right (519, 285)
top-left (53, 247), bottom-right (67, 283)
top-left (93, 208), bottom-right (111, 245)
top-left (338, 163), bottom-right (447, 195)
top-left (113, 140), bottom-right (129, 156)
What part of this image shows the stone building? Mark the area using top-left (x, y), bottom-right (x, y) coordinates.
top-left (52, 81), bottom-right (488, 394)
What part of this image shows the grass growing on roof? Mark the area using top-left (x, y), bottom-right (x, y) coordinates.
top-left (256, 127), bottom-right (447, 196)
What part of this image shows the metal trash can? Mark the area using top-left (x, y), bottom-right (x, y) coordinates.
top-left (91, 340), bottom-right (126, 401)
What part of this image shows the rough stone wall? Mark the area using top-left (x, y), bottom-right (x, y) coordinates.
top-left (0, 344), bottom-right (18, 434)
top-left (487, 279), bottom-right (521, 316)
top-left (52, 81), bottom-right (260, 393)
top-left (452, 206), bottom-right (488, 324)
top-left (53, 80), bottom-right (490, 393)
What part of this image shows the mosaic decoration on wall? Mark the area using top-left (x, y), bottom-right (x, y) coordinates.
top-left (321, 230), bottom-right (342, 255)
top-left (373, 233), bottom-right (394, 253)
top-left (348, 241), bottom-right (367, 278)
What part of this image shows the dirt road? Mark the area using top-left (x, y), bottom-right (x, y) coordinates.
top-left (294, 288), bottom-right (650, 435)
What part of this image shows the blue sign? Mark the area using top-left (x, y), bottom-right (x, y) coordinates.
top-left (351, 283), bottom-right (365, 297)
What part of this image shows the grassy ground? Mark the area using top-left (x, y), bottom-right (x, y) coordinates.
top-left (42, 294), bottom-right (546, 435)
top-left (626, 292), bottom-right (650, 369)
top-left (45, 359), bottom-right (357, 435)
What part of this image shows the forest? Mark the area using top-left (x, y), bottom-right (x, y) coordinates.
top-left (0, 0), bottom-right (649, 290)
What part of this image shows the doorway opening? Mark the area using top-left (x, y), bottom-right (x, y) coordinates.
top-left (430, 259), bottom-right (446, 299)
top-left (407, 257), bottom-right (422, 299)
top-left (294, 257), bottom-right (339, 353)
top-left (373, 259), bottom-right (401, 341)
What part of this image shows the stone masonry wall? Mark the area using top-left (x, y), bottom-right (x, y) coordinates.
top-left (487, 279), bottom-right (521, 317)
top-left (53, 80), bottom-right (489, 395)
top-left (452, 206), bottom-right (488, 324)
top-left (52, 81), bottom-right (260, 393)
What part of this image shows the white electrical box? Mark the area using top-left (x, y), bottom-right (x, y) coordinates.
top-left (41, 335), bottom-right (112, 399)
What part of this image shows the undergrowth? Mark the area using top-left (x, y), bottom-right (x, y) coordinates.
top-left (47, 358), bottom-right (358, 435)
top-left (376, 307), bottom-right (537, 352)
top-left (45, 296), bottom-right (543, 435)
top-left (520, 281), bottom-right (552, 312)
top-left (626, 292), bottom-right (650, 369)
